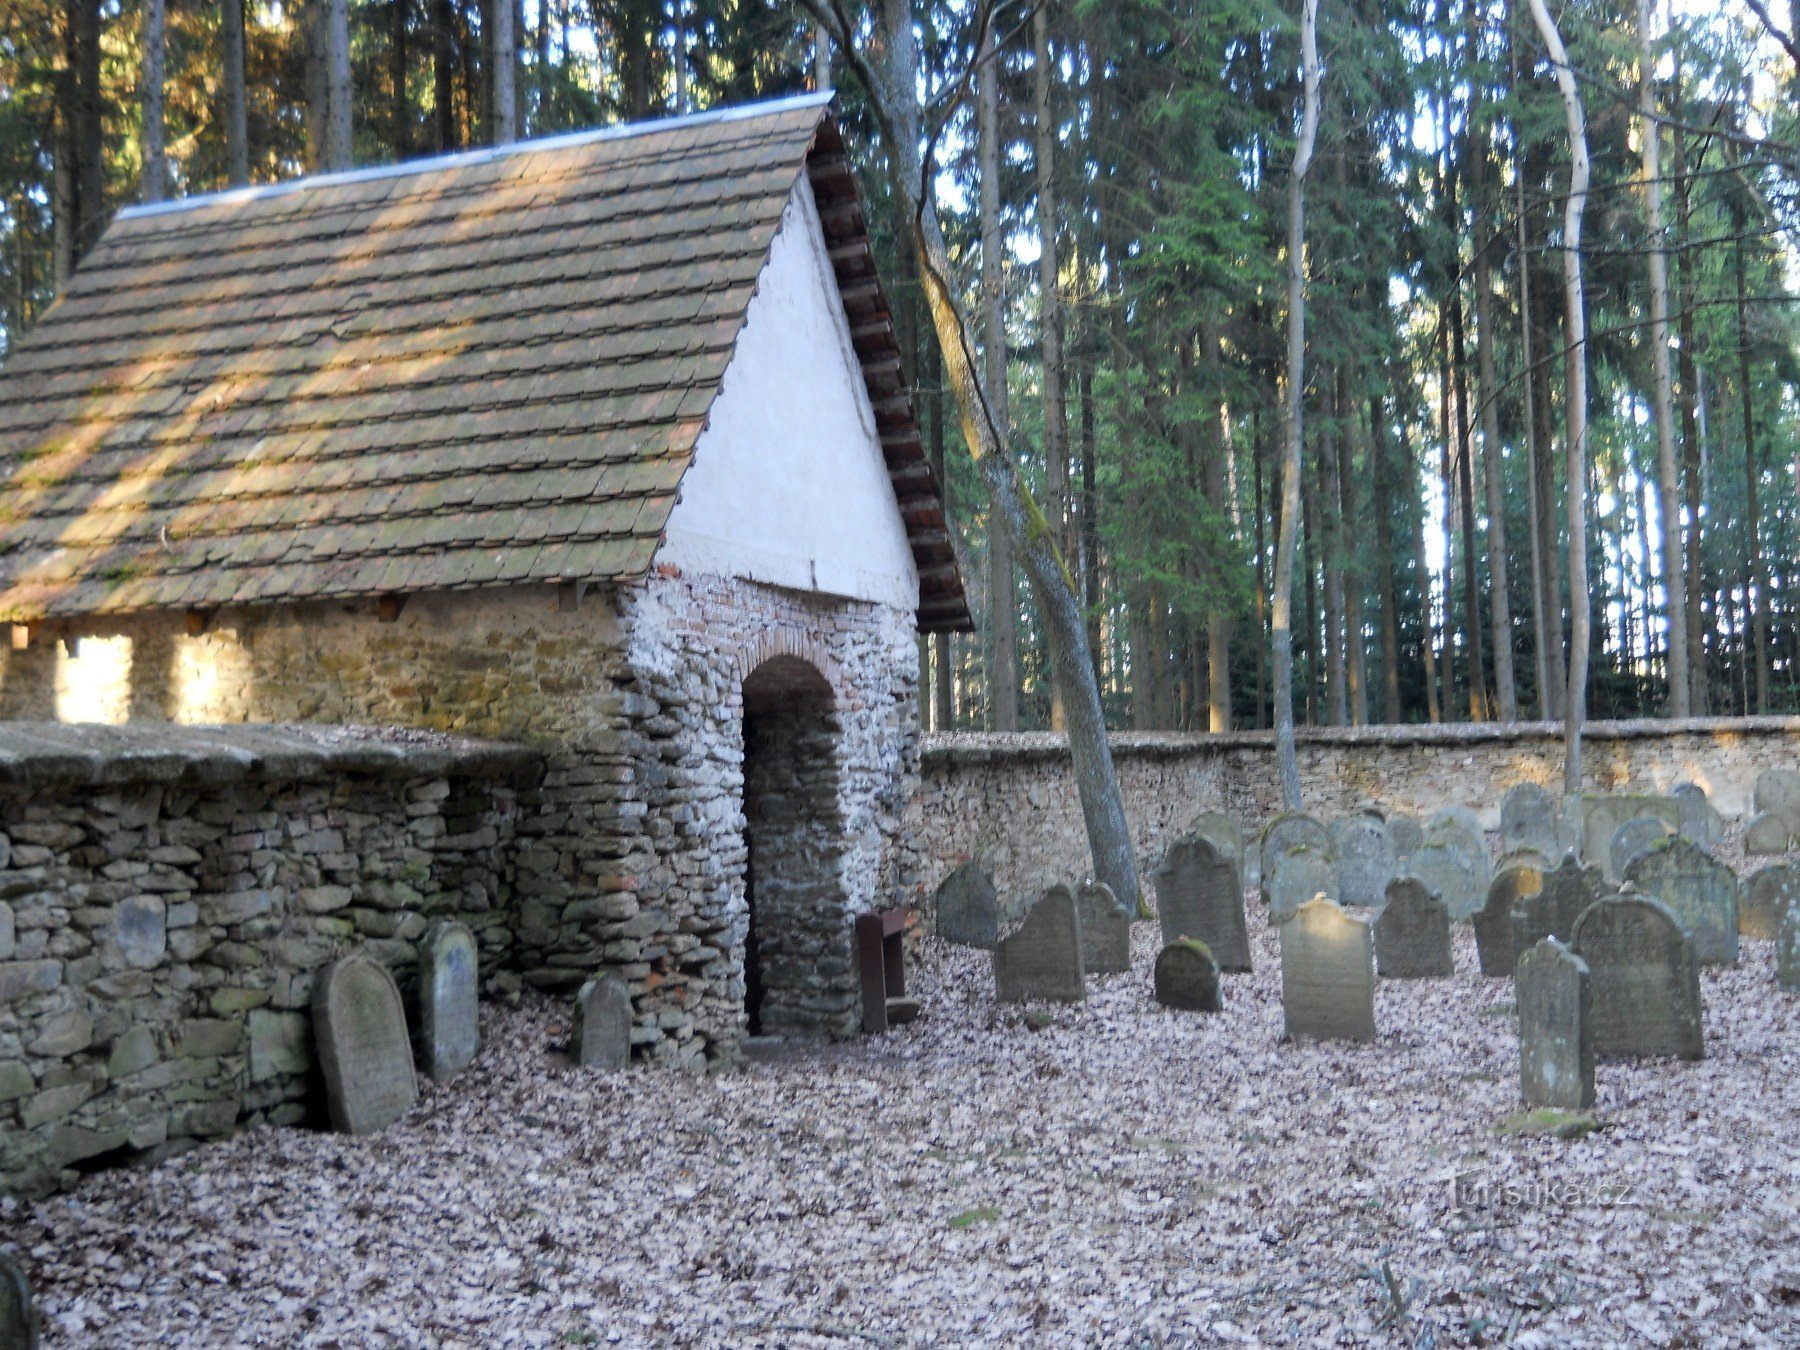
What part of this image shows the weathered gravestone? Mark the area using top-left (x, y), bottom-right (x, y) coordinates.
top-left (1743, 811), bottom-right (1796, 857)
top-left (1753, 768), bottom-right (1800, 828)
top-left (993, 884), bottom-right (1087, 1002)
top-left (1512, 855), bottom-right (1607, 955)
top-left (1154, 836), bottom-right (1252, 970)
top-left (1672, 782), bottom-right (1724, 848)
top-left (935, 860), bottom-right (1001, 949)
top-left (1429, 805), bottom-right (1486, 844)
top-left (1608, 815), bottom-right (1673, 884)
top-left (1076, 879), bottom-right (1132, 975)
top-left (574, 973), bottom-right (632, 1068)
top-left (1405, 840), bottom-right (1487, 921)
top-left (1330, 814), bottom-right (1398, 910)
top-left (1624, 836), bottom-right (1740, 966)
top-left (1501, 783), bottom-right (1563, 858)
top-left (0, 1249), bottom-right (36, 1350)
top-left (1388, 814), bottom-right (1425, 863)
top-left (1516, 937), bottom-right (1594, 1111)
top-left (313, 952), bottom-right (418, 1135)
top-left (1744, 863), bottom-right (1800, 942)
top-left (1153, 938), bottom-right (1222, 1012)
top-left (1279, 897), bottom-right (1376, 1043)
top-left (1495, 846), bottom-right (1552, 875)
top-left (1780, 903), bottom-right (1800, 990)
top-left (1260, 812), bottom-right (1332, 885)
top-left (418, 920), bottom-right (479, 1082)
top-left (1572, 895), bottom-right (1704, 1060)
top-left (1374, 876), bottom-right (1453, 978)
top-left (1189, 811), bottom-right (1244, 869)
top-left (1575, 794), bottom-right (1680, 876)
top-left (1473, 865), bottom-right (1543, 977)
top-left (1266, 846), bottom-right (1339, 926)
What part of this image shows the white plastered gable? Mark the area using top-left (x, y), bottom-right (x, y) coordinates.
top-left (655, 174), bottom-right (920, 612)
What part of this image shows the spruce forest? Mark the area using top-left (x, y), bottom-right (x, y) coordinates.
top-left (2, 0), bottom-right (1798, 744)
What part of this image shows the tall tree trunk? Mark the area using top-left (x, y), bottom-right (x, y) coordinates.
top-left (1253, 409), bottom-right (1269, 728)
top-left (433, 0), bottom-right (457, 151)
top-left (1472, 197), bottom-right (1517, 719)
top-left (143, 0), bottom-right (168, 202)
top-left (1340, 374), bottom-right (1368, 725)
top-left (1371, 397), bottom-right (1403, 722)
top-left (814, 20), bottom-right (831, 90)
top-left (1673, 102), bottom-right (1709, 713)
top-left (1515, 142), bottom-right (1552, 717)
top-left (491, 0), bottom-right (518, 142)
top-left (930, 341), bottom-right (954, 731)
top-left (1734, 210), bottom-right (1770, 713)
top-left (1450, 288), bottom-right (1488, 719)
top-left (1034, 6), bottom-right (1071, 732)
top-left (1640, 0), bottom-right (1689, 715)
top-left (223, 0), bottom-right (250, 184)
top-left (1405, 417), bottom-right (1442, 723)
top-left (1320, 384), bottom-right (1348, 727)
top-left (824, 0), bottom-right (1141, 908)
top-left (1529, 0), bottom-right (1593, 793)
top-left (391, 0), bottom-right (413, 158)
top-left (323, 0), bottom-right (353, 171)
top-left (1208, 392), bottom-right (1233, 731)
top-left (1080, 358), bottom-right (1102, 689)
top-left (1272, 0), bottom-right (1321, 806)
top-left (978, 25), bottom-right (1018, 731)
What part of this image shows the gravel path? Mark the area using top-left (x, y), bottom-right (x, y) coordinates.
top-left (8, 922), bottom-right (1800, 1346)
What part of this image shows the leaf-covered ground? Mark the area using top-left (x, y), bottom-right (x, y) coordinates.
top-left (9, 922), bottom-right (1800, 1347)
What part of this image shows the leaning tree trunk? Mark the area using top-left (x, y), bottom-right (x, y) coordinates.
top-left (819, 0), bottom-right (1142, 909)
top-left (1640, 0), bottom-right (1689, 715)
top-left (1272, 0), bottom-right (1321, 807)
top-left (1528, 0), bottom-right (1592, 794)
top-left (143, 0), bottom-right (167, 202)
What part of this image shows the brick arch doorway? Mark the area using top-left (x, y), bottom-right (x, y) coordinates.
top-left (740, 653), bottom-right (846, 1036)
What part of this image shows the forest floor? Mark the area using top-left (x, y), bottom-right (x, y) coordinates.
top-left (9, 921), bottom-right (1800, 1347)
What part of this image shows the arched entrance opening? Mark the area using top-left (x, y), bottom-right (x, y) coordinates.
top-left (740, 654), bottom-right (844, 1036)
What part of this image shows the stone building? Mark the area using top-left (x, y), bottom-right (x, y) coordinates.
top-left (0, 92), bottom-right (968, 1067)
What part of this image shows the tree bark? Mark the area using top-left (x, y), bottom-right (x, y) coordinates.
top-left (977, 24), bottom-right (1018, 731)
top-left (433, 0), bottom-right (458, 151)
top-left (1450, 288), bottom-right (1488, 719)
top-left (1272, 0), bottom-right (1321, 806)
top-left (1404, 416), bottom-right (1442, 723)
top-left (814, 20), bottom-right (831, 90)
top-left (324, 0), bottom-right (353, 170)
top-left (143, 0), bottom-right (168, 203)
top-left (1471, 183), bottom-right (1517, 719)
top-left (1371, 397), bottom-right (1403, 722)
top-left (1672, 104), bottom-right (1708, 712)
top-left (1319, 380), bottom-right (1348, 727)
top-left (391, 0), bottom-right (412, 158)
top-left (1514, 133), bottom-right (1553, 717)
top-left (1528, 0), bottom-right (1592, 794)
top-left (1034, 6), bottom-right (1071, 732)
top-left (1733, 205), bottom-right (1769, 713)
top-left (491, 0), bottom-right (519, 143)
top-left (1339, 373), bottom-right (1368, 725)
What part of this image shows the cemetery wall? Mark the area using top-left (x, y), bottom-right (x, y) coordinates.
top-left (0, 724), bottom-right (533, 1200)
top-left (912, 717), bottom-right (1800, 902)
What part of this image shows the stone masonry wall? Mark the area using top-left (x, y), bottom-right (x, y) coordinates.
top-left (910, 718), bottom-right (1800, 904)
top-left (0, 724), bottom-right (532, 1200)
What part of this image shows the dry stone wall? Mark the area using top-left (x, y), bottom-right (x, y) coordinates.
top-left (911, 718), bottom-right (1800, 905)
top-left (0, 723), bottom-right (531, 1199)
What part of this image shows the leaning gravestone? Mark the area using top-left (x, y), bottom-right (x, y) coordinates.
top-left (1330, 814), bottom-right (1397, 910)
top-left (1190, 811), bottom-right (1245, 869)
top-left (575, 974), bottom-right (632, 1068)
top-left (1575, 794), bottom-right (1680, 873)
top-left (1624, 835), bottom-right (1740, 965)
top-left (1512, 855), bottom-right (1607, 956)
top-left (1608, 814), bottom-right (1673, 884)
top-left (1572, 894), bottom-right (1704, 1060)
top-left (1280, 897), bottom-right (1376, 1043)
top-left (1266, 846), bottom-right (1339, 926)
top-left (1260, 812), bottom-right (1332, 885)
top-left (993, 884), bottom-right (1086, 1002)
top-left (1780, 903), bottom-right (1800, 990)
top-left (1743, 811), bottom-right (1795, 857)
top-left (1387, 814), bottom-right (1425, 863)
top-left (935, 860), bottom-right (1001, 949)
top-left (1474, 864), bottom-right (1543, 978)
top-left (1753, 768), bottom-right (1800, 829)
top-left (1743, 863), bottom-right (1800, 942)
top-left (1516, 937), bottom-right (1594, 1111)
top-left (1155, 836), bottom-right (1252, 970)
top-left (1501, 783), bottom-right (1563, 858)
top-left (1404, 840), bottom-right (1486, 921)
top-left (1374, 876), bottom-right (1453, 978)
top-left (313, 952), bottom-right (418, 1135)
top-left (0, 1249), bottom-right (36, 1350)
top-left (1154, 938), bottom-right (1222, 1012)
top-left (1672, 782), bottom-right (1724, 848)
top-left (1076, 879), bottom-right (1132, 975)
top-left (418, 920), bottom-right (480, 1082)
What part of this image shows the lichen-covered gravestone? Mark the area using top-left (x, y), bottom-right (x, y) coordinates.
top-left (1780, 903), bottom-right (1800, 990)
top-left (1374, 877), bottom-right (1453, 978)
top-left (1753, 768), bottom-right (1800, 828)
top-left (1388, 814), bottom-right (1424, 863)
top-left (1154, 836), bottom-right (1252, 971)
top-left (1189, 811), bottom-right (1244, 870)
top-left (993, 884), bottom-right (1086, 1003)
top-left (1428, 805), bottom-right (1486, 844)
top-left (1279, 897), bottom-right (1375, 1043)
top-left (1608, 815), bottom-right (1673, 884)
top-left (418, 920), bottom-right (479, 1082)
top-left (1266, 846), bottom-right (1339, 927)
top-left (1330, 814), bottom-right (1397, 910)
top-left (313, 952), bottom-right (418, 1135)
top-left (1624, 835), bottom-right (1740, 965)
top-left (1744, 863), bottom-right (1800, 942)
top-left (935, 860), bottom-right (1001, 949)
top-left (1516, 937), bottom-right (1594, 1111)
top-left (0, 1249), bottom-right (37, 1350)
top-left (1259, 812), bottom-right (1332, 888)
top-left (1404, 840), bottom-right (1487, 921)
top-left (1474, 865), bottom-right (1543, 977)
top-left (1743, 811), bottom-right (1795, 857)
top-left (1575, 794), bottom-right (1680, 876)
top-left (1572, 894), bottom-right (1703, 1060)
top-left (1672, 781), bottom-right (1723, 848)
top-left (1501, 783), bottom-right (1563, 859)
top-left (1075, 879), bottom-right (1131, 975)
top-left (1154, 939), bottom-right (1222, 1012)
top-left (575, 973), bottom-right (632, 1068)
top-left (1512, 855), bottom-right (1607, 956)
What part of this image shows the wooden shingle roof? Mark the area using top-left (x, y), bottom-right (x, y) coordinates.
top-left (0, 93), bottom-right (970, 632)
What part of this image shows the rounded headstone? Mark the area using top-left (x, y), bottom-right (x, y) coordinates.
top-left (935, 860), bottom-right (1001, 949)
top-left (1672, 782), bottom-right (1724, 848)
top-left (1513, 855), bottom-right (1608, 955)
top-left (1155, 836), bottom-right (1252, 972)
top-left (1743, 811), bottom-right (1795, 857)
top-left (1279, 897), bottom-right (1376, 1043)
top-left (1753, 769), bottom-right (1800, 825)
top-left (1374, 876), bottom-right (1454, 978)
top-left (1260, 812), bottom-right (1332, 887)
top-left (1516, 937), bottom-right (1594, 1112)
top-left (1744, 863), bottom-right (1800, 942)
top-left (1266, 846), bottom-right (1339, 926)
top-left (1572, 894), bottom-right (1704, 1061)
top-left (1075, 879), bottom-right (1132, 975)
top-left (418, 920), bottom-right (480, 1082)
top-left (1474, 864), bottom-right (1543, 977)
top-left (313, 953), bottom-right (418, 1135)
top-left (1608, 814), bottom-right (1673, 883)
top-left (1496, 846), bottom-right (1553, 875)
top-left (1153, 939), bottom-right (1223, 1012)
top-left (1404, 840), bottom-right (1487, 921)
top-left (575, 973), bottom-right (633, 1069)
top-left (1329, 815), bottom-right (1397, 910)
top-left (1623, 835), bottom-right (1740, 966)
top-left (993, 884), bottom-right (1087, 1003)
top-left (1501, 783), bottom-right (1563, 857)
top-left (1188, 811), bottom-right (1244, 869)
